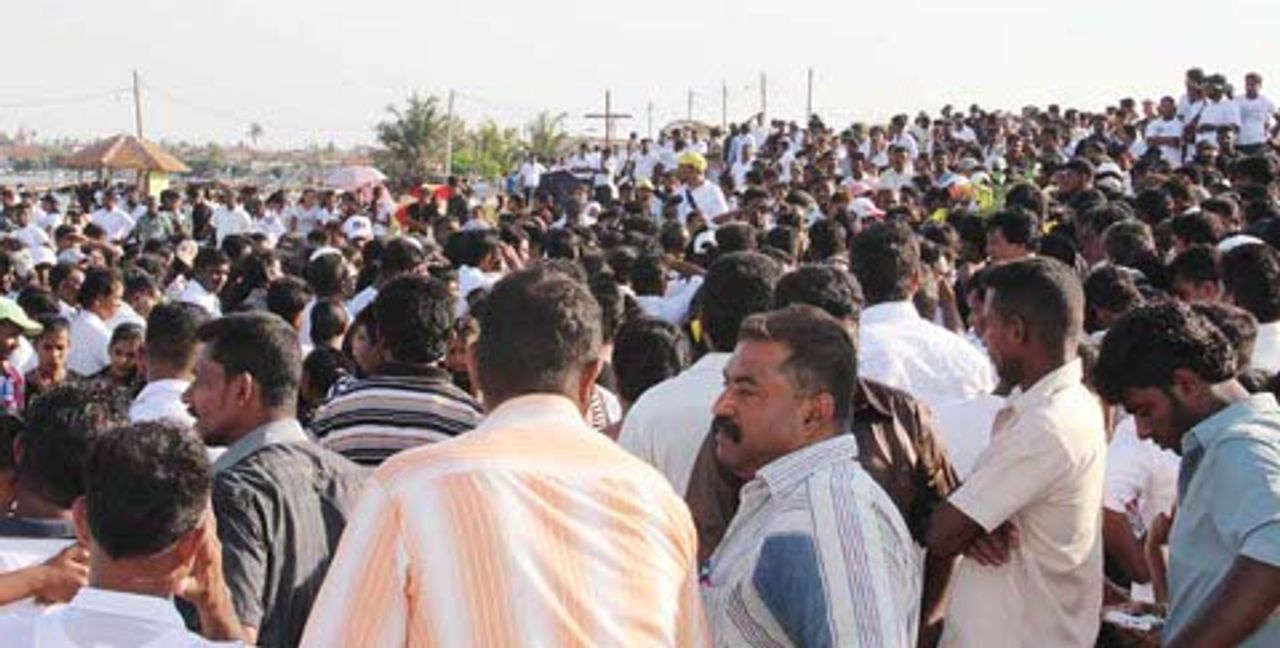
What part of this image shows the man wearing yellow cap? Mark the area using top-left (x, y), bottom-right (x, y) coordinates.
top-left (676, 151), bottom-right (729, 227)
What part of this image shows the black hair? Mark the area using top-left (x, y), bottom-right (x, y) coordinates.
top-left (1169, 244), bottom-right (1220, 285)
top-left (985, 256), bottom-right (1085, 352)
top-left (145, 302), bottom-right (210, 371)
top-left (194, 247), bottom-right (230, 272)
top-left (370, 275), bottom-right (453, 364)
top-left (306, 252), bottom-right (349, 298)
top-left (738, 305), bottom-right (857, 424)
top-left (589, 274), bottom-right (627, 345)
top-left (109, 322), bottom-right (144, 348)
top-left (18, 287), bottom-right (60, 320)
top-left (196, 313), bottom-right (302, 408)
top-left (700, 252), bottom-right (783, 351)
top-left (764, 225), bottom-right (802, 260)
top-left (1084, 266), bottom-right (1145, 333)
top-left (1094, 301), bottom-right (1237, 404)
top-left (849, 221), bottom-right (919, 304)
top-left (309, 299), bottom-right (350, 347)
top-left (1005, 182), bottom-right (1047, 218)
top-left (21, 382), bottom-right (130, 508)
top-left (543, 228), bottom-right (581, 261)
top-left (774, 264), bottom-right (864, 324)
top-left (1170, 212), bottom-right (1221, 247)
top-left (0, 412), bottom-right (22, 470)
top-left (630, 255), bottom-right (665, 297)
top-left (715, 223), bottom-right (759, 255)
top-left (612, 317), bottom-right (690, 404)
top-left (1221, 243), bottom-right (1280, 323)
top-left (806, 219), bottom-right (847, 261)
top-left (986, 208), bottom-right (1038, 247)
top-left (266, 276), bottom-right (313, 327)
top-left (85, 421), bottom-right (211, 559)
top-left (1192, 301), bottom-right (1259, 372)
top-left (77, 266), bottom-right (121, 310)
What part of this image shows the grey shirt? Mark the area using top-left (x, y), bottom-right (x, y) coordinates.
top-left (212, 418), bottom-right (366, 648)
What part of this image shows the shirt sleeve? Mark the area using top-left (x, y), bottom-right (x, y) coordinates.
top-left (212, 481), bottom-right (268, 628)
top-left (1208, 438), bottom-right (1280, 568)
top-left (948, 414), bottom-right (1074, 532)
top-left (1103, 429), bottom-right (1147, 514)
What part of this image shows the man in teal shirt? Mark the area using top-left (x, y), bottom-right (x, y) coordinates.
top-left (1095, 301), bottom-right (1280, 646)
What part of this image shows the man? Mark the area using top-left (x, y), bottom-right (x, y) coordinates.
top-left (632, 138), bottom-right (661, 184)
top-left (684, 264), bottom-right (960, 644)
top-left (0, 421), bottom-right (246, 645)
top-left (927, 257), bottom-right (1106, 647)
top-left (878, 145), bottom-right (916, 193)
top-left (620, 252), bottom-right (782, 496)
top-left (6, 203), bottom-right (50, 253)
top-left (985, 208), bottom-right (1038, 263)
top-left (729, 142), bottom-right (755, 189)
top-left (1236, 72), bottom-right (1276, 154)
top-left (312, 275), bottom-right (483, 466)
top-left (302, 267), bottom-right (707, 647)
top-left (518, 153), bottom-right (545, 202)
top-left (1093, 301), bottom-right (1280, 646)
top-left (1145, 97), bottom-right (1186, 168)
top-left (130, 302), bottom-right (210, 427)
top-left (702, 306), bottom-right (921, 646)
top-left (90, 193), bottom-right (134, 243)
top-left (212, 194), bottom-right (252, 246)
top-left (183, 314), bottom-right (365, 647)
top-left (1169, 244), bottom-right (1222, 304)
top-left (346, 237), bottom-right (424, 317)
top-left (1220, 243), bottom-right (1280, 375)
top-left (1196, 76), bottom-right (1242, 145)
top-left (850, 222), bottom-right (995, 412)
top-left (178, 248), bottom-right (230, 317)
top-left (66, 267), bottom-right (122, 376)
top-left (675, 151), bottom-right (729, 226)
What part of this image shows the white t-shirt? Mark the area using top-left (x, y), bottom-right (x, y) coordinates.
top-left (67, 310), bottom-right (112, 376)
top-left (130, 379), bottom-right (196, 428)
top-left (1177, 95), bottom-right (1206, 123)
top-left (11, 224), bottom-right (50, 252)
top-left (677, 181), bottom-right (729, 225)
top-left (518, 162), bottom-right (544, 188)
top-left (1236, 94), bottom-right (1276, 146)
top-left (212, 207), bottom-right (252, 245)
top-left (1252, 320), bottom-right (1280, 375)
top-left (176, 280), bottom-right (221, 317)
top-left (930, 394), bottom-right (1003, 479)
top-left (1196, 99), bottom-right (1242, 143)
top-left (1103, 416), bottom-right (1179, 602)
top-left (632, 151), bottom-right (660, 182)
top-left (90, 208), bottom-right (135, 242)
top-left (1144, 117), bottom-right (1185, 167)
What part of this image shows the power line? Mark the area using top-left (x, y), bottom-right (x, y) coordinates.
top-left (0, 88), bottom-right (130, 109)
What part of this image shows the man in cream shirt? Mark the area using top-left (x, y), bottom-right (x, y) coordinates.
top-left (927, 258), bottom-right (1106, 647)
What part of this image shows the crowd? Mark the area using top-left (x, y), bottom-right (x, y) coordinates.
top-left (0, 65), bottom-right (1275, 646)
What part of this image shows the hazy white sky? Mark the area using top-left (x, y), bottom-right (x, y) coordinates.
top-left (4, 0), bottom-right (1279, 148)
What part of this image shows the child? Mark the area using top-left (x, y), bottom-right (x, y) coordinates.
top-left (24, 316), bottom-right (77, 408)
top-left (90, 323), bottom-right (145, 397)
top-left (0, 300), bottom-right (45, 413)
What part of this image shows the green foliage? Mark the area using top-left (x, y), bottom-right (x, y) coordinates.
top-left (373, 93), bottom-right (460, 186)
top-left (453, 121), bottom-right (522, 179)
top-left (527, 111), bottom-right (571, 161)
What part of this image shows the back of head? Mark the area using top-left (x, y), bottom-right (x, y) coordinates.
top-left (84, 421), bottom-right (211, 560)
top-left (77, 266), bottom-right (120, 310)
top-left (984, 256), bottom-right (1085, 354)
top-left (309, 299), bottom-right (350, 347)
top-left (146, 302), bottom-right (211, 373)
top-left (266, 276), bottom-right (313, 326)
top-left (849, 221), bottom-right (919, 305)
top-left (1192, 301), bottom-right (1259, 371)
top-left (715, 223), bottom-right (759, 255)
top-left (371, 275), bottom-right (453, 365)
top-left (1221, 243), bottom-right (1280, 323)
top-left (1103, 219), bottom-right (1157, 268)
top-left (1169, 244), bottom-right (1221, 285)
top-left (306, 252), bottom-right (348, 297)
top-left (806, 219), bottom-right (847, 261)
top-left (700, 251), bottom-right (783, 352)
top-left (1094, 301), bottom-right (1237, 404)
top-left (612, 317), bottom-right (690, 404)
top-left (737, 305), bottom-right (857, 425)
top-left (986, 208), bottom-right (1039, 248)
top-left (474, 267), bottom-right (602, 405)
top-left (21, 382), bottom-right (130, 508)
top-left (1084, 266), bottom-right (1145, 332)
top-left (197, 313), bottom-right (301, 409)
top-left (774, 264), bottom-right (864, 324)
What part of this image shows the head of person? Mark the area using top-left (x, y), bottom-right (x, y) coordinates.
top-left (76, 266), bottom-right (123, 320)
top-left (611, 317), bottom-right (690, 408)
top-left (985, 208), bottom-right (1038, 262)
top-left (1094, 301), bottom-right (1239, 452)
top-left (191, 247), bottom-right (231, 296)
top-left (849, 221), bottom-right (920, 305)
top-left (49, 262), bottom-right (85, 307)
top-left (265, 276), bottom-right (313, 331)
top-left (0, 413), bottom-right (22, 509)
top-left (74, 421), bottom-right (212, 596)
top-left (1169, 244), bottom-right (1223, 303)
top-left (379, 237), bottom-right (426, 283)
top-left (982, 257), bottom-right (1085, 387)
top-left (144, 302), bottom-right (210, 380)
top-left (471, 267), bottom-right (602, 411)
top-left (712, 306), bottom-right (856, 480)
top-left (678, 152), bottom-right (709, 184)
top-left (1221, 243), bottom-right (1280, 325)
top-left (699, 252), bottom-right (784, 353)
top-left (123, 271), bottom-right (162, 320)
top-left (33, 316), bottom-right (70, 373)
top-left (107, 323), bottom-right (145, 382)
top-left (773, 264), bottom-right (864, 337)
top-left (1192, 301), bottom-right (1259, 375)
top-left (369, 274), bottom-right (452, 369)
top-left (18, 382), bottom-right (130, 510)
top-left (1083, 266), bottom-right (1145, 334)
top-left (306, 250), bottom-right (352, 299)
top-left (185, 313), bottom-right (302, 445)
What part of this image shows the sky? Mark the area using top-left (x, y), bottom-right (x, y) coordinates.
top-left (4, 0), bottom-right (1280, 149)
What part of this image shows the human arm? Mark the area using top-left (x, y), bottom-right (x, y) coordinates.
top-left (211, 483), bottom-right (266, 642)
top-left (1165, 556), bottom-right (1280, 647)
top-left (0, 543), bottom-right (88, 605)
top-left (1103, 509), bottom-right (1151, 584)
top-left (1144, 511), bottom-right (1173, 604)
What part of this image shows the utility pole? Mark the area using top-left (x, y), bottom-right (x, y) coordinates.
top-left (806, 67), bottom-right (814, 123)
top-left (445, 89), bottom-right (455, 177)
top-left (132, 69), bottom-right (144, 139)
top-left (583, 90), bottom-right (632, 151)
top-left (721, 81), bottom-right (728, 132)
top-left (687, 89), bottom-right (694, 122)
top-left (647, 101), bottom-right (654, 140)
top-left (760, 71), bottom-right (768, 123)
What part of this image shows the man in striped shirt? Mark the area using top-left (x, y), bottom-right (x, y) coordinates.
top-left (301, 267), bottom-right (707, 647)
top-left (703, 306), bottom-right (922, 647)
top-left (312, 275), bottom-right (483, 465)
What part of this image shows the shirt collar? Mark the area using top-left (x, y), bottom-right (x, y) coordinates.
top-left (474, 393), bottom-right (593, 436)
top-left (860, 300), bottom-right (921, 326)
top-left (1185, 393), bottom-right (1280, 454)
top-left (137, 378), bottom-right (190, 397)
top-left (1003, 359), bottom-right (1084, 414)
top-left (755, 435), bottom-right (859, 496)
top-left (68, 587), bottom-right (187, 630)
top-left (213, 418), bottom-right (310, 472)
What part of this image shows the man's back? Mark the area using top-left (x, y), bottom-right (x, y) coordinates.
top-left (302, 395), bottom-right (706, 647)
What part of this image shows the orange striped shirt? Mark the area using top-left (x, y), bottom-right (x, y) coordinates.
top-left (300, 394), bottom-right (709, 647)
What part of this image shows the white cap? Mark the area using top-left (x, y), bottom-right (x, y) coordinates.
top-left (1217, 234), bottom-right (1266, 253)
top-left (342, 215), bottom-right (373, 241)
top-left (309, 246), bottom-right (343, 263)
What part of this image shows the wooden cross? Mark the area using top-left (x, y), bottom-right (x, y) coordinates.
top-left (584, 90), bottom-right (633, 150)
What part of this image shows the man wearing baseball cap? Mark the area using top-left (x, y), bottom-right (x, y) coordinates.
top-left (0, 298), bottom-right (41, 413)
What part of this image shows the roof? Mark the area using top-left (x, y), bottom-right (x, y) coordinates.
top-left (64, 134), bottom-right (191, 173)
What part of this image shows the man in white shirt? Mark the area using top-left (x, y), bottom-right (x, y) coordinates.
top-left (130, 302), bottom-right (210, 427)
top-left (90, 193), bottom-right (134, 243)
top-left (729, 143), bottom-right (756, 190)
top-left (1236, 72), bottom-right (1276, 153)
top-left (1196, 78), bottom-right (1242, 145)
top-left (849, 222), bottom-right (996, 413)
top-left (620, 252), bottom-right (782, 496)
top-left (35, 194), bottom-right (62, 233)
top-left (631, 139), bottom-right (661, 184)
top-left (928, 258), bottom-right (1106, 648)
top-left (1145, 96), bottom-right (1186, 168)
top-left (6, 203), bottom-right (51, 252)
top-left (177, 249), bottom-right (230, 318)
top-left (877, 145), bottom-right (917, 193)
top-left (67, 267), bottom-right (123, 376)
top-left (0, 420), bottom-right (248, 646)
top-left (1221, 243), bottom-right (1280, 375)
top-left (211, 194), bottom-right (252, 246)
top-left (675, 152), bottom-right (729, 226)
top-left (518, 154), bottom-right (545, 200)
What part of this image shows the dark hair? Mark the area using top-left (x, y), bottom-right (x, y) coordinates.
top-left (474, 267), bottom-right (602, 402)
top-left (77, 266), bottom-right (121, 309)
top-left (306, 252), bottom-right (349, 298)
top-left (589, 274), bottom-right (627, 344)
top-left (612, 317), bottom-right (690, 404)
top-left (806, 219), bottom-right (847, 261)
top-left (986, 208), bottom-right (1038, 247)
top-left (196, 313), bottom-right (301, 408)
top-left (379, 237), bottom-right (426, 278)
top-left (849, 221), bottom-right (919, 304)
top-left (266, 276), bottom-right (313, 326)
top-left (109, 322), bottom-right (144, 348)
top-left (18, 287), bottom-right (61, 320)
top-left (1094, 301), bottom-right (1238, 403)
top-left (738, 305), bottom-right (857, 424)
top-left (123, 270), bottom-right (159, 302)
top-left (1170, 212), bottom-right (1221, 247)
top-left (1222, 243), bottom-right (1280, 323)
top-left (309, 299), bottom-right (350, 347)
top-left (371, 275), bottom-right (453, 364)
top-left (303, 347), bottom-right (352, 405)
top-left (145, 302), bottom-right (210, 371)
top-left (1169, 244), bottom-right (1220, 285)
top-left (543, 228), bottom-right (581, 261)
top-left (1005, 182), bottom-right (1047, 218)
top-left (774, 264), bottom-right (864, 324)
top-left (630, 255), bottom-right (665, 296)
top-left (1084, 266), bottom-right (1144, 326)
top-left (1103, 220), bottom-right (1157, 268)
top-left (21, 382), bottom-right (130, 508)
top-left (764, 225), bottom-right (802, 260)
top-left (85, 421), bottom-right (211, 559)
top-left (194, 247), bottom-right (230, 272)
top-left (1192, 301), bottom-right (1259, 371)
top-left (34, 315), bottom-right (70, 342)
top-left (716, 223), bottom-right (759, 255)
top-left (700, 252), bottom-right (783, 351)
top-left (984, 256), bottom-right (1085, 352)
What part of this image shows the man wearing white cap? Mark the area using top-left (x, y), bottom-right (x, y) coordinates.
top-left (675, 152), bottom-right (728, 227)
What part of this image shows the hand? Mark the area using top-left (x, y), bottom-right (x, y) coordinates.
top-left (1146, 511), bottom-right (1173, 552)
top-left (964, 522), bottom-right (1019, 567)
top-left (33, 543), bottom-right (88, 604)
top-left (176, 509), bottom-right (227, 609)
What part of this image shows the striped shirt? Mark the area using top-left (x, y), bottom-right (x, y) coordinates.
top-left (703, 435), bottom-right (922, 648)
top-left (311, 364), bottom-right (484, 466)
top-left (300, 394), bottom-right (709, 648)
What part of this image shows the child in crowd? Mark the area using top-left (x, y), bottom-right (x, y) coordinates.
top-left (23, 316), bottom-right (77, 408)
top-left (310, 299), bottom-right (349, 352)
top-left (90, 323), bottom-right (145, 397)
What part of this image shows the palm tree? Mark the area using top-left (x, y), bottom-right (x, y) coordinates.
top-left (247, 123), bottom-right (264, 148)
top-left (527, 111), bottom-right (571, 161)
top-left (373, 94), bottom-right (456, 185)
